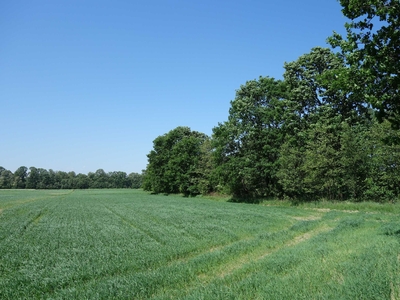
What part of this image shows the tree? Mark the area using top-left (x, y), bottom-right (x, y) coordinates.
top-left (276, 135), bottom-right (307, 200)
top-left (37, 168), bottom-right (52, 189)
top-left (128, 172), bottom-right (143, 189)
top-left (363, 119), bottom-right (400, 201)
top-left (26, 167), bottom-right (39, 189)
top-left (283, 47), bottom-right (366, 128)
top-left (13, 166), bottom-right (28, 189)
top-left (278, 111), bottom-right (371, 201)
top-left (212, 77), bottom-right (287, 198)
top-left (75, 173), bottom-right (90, 189)
top-left (328, 0), bottom-right (400, 125)
top-left (300, 114), bottom-right (369, 201)
top-left (55, 171), bottom-right (69, 189)
top-left (143, 126), bottom-right (210, 195)
top-left (47, 169), bottom-right (57, 189)
top-left (0, 167), bottom-right (13, 189)
top-left (338, 121), bottom-right (371, 200)
top-left (92, 169), bottom-right (109, 188)
top-left (191, 139), bottom-right (215, 195)
top-left (277, 47), bottom-right (372, 201)
top-left (109, 171), bottom-right (129, 188)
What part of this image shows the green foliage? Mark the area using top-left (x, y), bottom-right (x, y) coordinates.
top-left (0, 167), bottom-right (13, 189)
top-left (284, 47), bottom-right (349, 120)
top-left (278, 116), bottom-right (400, 202)
top-left (143, 126), bottom-right (210, 196)
top-left (363, 119), bottom-right (400, 201)
top-left (212, 77), bottom-right (286, 198)
top-left (128, 172), bottom-right (143, 189)
top-left (13, 166), bottom-right (27, 189)
top-left (0, 166), bottom-right (142, 190)
top-left (189, 139), bottom-right (215, 195)
top-left (328, 0), bottom-right (400, 125)
top-left (209, 45), bottom-right (399, 202)
top-left (338, 122), bottom-right (371, 199)
top-left (275, 135), bottom-right (306, 200)
top-left (26, 167), bottom-right (39, 189)
top-left (273, 46), bottom-right (399, 202)
top-left (302, 117), bottom-right (368, 200)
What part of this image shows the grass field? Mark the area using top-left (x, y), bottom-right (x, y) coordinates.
top-left (0, 189), bottom-right (399, 299)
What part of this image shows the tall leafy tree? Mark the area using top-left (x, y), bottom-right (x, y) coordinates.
top-left (26, 167), bottom-right (39, 189)
top-left (54, 171), bottom-right (69, 189)
top-left (75, 173), bottom-right (90, 189)
top-left (276, 135), bottom-right (306, 200)
top-left (283, 46), bottom-right (365, 127)
top-left (0, 167), bottom-right (13, 189)
top-left (328, 0), bottom-right (400, 125)
top-left (191, 139), bottom-right (215, 195)
top-left (364, 119), bottom-right (400, 201)
top-left (302, 115), bottom-right (369, 200)
top-left (278, 109), bottom-right (372, 201)
top-left (212, 77), bottom-right (286, 198)
top-left (143, 126), bottom-right (209, 195)
top-left (36, 168), bottom-right (51, 189)
top-left (92, 169), bottom-right (109, 188)
top-left (278, 47), bottom-right (370, 201)
top-left (338, 121), bottom-right (371, 200)
top-left (13, 166), bottom-right (28, 189)
top-left (48, 169), bottom-right (57, 189)
top-left (109, 171), bottom-right (129, 188)
top-left (128, 172), bottom-right (143, 189)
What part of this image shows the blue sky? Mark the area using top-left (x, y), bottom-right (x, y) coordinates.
top-left (1, 0), bottom-right (347, 174)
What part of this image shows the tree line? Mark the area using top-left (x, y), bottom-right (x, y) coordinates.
top-left (143, 0), bottom-right (400, 202)
top-left (0, 166), bottom-right (143, 190)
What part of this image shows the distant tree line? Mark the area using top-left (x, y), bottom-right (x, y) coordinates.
top-left (143, 1), bottom-right (400, 202)
top-left (0, 166), bottom-right (143, 189)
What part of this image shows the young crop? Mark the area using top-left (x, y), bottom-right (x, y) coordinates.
top-left (0, 189), bottom-right (399, 299)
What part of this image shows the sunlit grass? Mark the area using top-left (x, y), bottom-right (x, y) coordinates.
top-left (0, 189), bottom-right (399, 299)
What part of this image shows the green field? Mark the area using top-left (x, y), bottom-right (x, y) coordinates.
top-left (0, 189), bottom-right (399, 299)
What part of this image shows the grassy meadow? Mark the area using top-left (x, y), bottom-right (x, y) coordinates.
top-left (0, 189), bottom-right (399, 299)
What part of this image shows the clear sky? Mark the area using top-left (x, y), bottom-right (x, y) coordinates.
top-left (1, 0), bottom-right (347, 175)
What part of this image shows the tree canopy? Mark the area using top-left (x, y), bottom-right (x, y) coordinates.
top-left (142, 126), bottom-right (211, 196)
top-left (328, 0), bottom-right (400, 125)
top-left (212, 77), bottom-right (286, 198)
top-left (0, 166), bottom-right (143, 190)
top-left (143, 43), bottom-right (400, 202)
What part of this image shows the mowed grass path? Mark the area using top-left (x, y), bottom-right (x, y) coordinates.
top-left (0, 189), bottom-right (399, 299)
